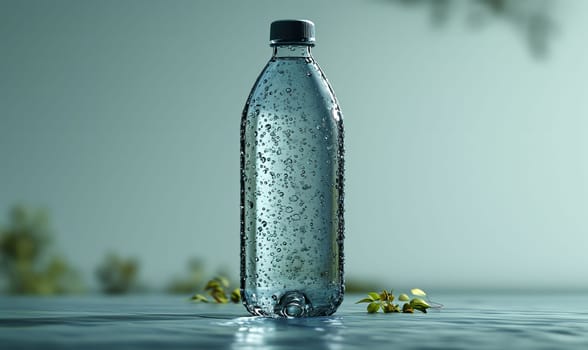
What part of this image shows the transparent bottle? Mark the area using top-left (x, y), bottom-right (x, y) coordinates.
top-left (240, 19), bottom-right (345, 317)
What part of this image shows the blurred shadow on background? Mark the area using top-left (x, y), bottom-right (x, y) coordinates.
top-left (377, 0), bottom-right (556, 58)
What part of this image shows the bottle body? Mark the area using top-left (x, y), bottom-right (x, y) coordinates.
top-left (240, 45), bottom-right (344, 317)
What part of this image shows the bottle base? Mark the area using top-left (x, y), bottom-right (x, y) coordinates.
top-left (274, 291), bottom-right (310, 317)
top-left (243, 289), bottom-right (343, 318)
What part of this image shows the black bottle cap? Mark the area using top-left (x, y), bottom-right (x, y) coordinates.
top-left (270, 19), bottom-right (315, 46)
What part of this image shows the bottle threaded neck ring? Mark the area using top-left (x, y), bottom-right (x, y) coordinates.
top-left (270, 19), bottom-right (315, 46)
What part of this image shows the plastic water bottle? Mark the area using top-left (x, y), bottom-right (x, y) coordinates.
top-left (240, 19), bottom-right (345, 317)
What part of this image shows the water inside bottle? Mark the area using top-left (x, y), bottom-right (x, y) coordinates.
top-left (240, 51), bottom-right (344, 317)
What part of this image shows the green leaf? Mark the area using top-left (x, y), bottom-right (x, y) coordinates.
top-left (190, 294), bottom-right (209, 303)
top-left (410, 297), bottom-right (430, 313)
top-left (367, 302), bottom-right (381, 313)
top-left (230, 288), bottom-right (241, 303)
top-left (410, 288), bottom-right (427, 297)
top-left (205, 276), bottom-right (230, 292)
top-left (205, 280), bottom-right (221, 291)
top-left (355, 297), bottom-right (375, 304)
top-left (410, 297), bottom-right (430, 307)
top-left (398, 293), bottom-right (410, 302)
top-left (368, 292), bottom-right (381, 301)
top-left (211, 290), bottom-right (228, 303)
top-left (216, 276), bottom-right (230, 288)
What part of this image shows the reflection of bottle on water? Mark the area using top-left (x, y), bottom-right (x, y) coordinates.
top-left (240, 19), bottom-right (345, 317)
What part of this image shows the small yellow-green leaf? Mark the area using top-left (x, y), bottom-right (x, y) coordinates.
top-left (205, 277), bottom-right (230, 291)
top-left (211, 290), bottom-right (229, 304)
top-left (205, 280), bottom-right (221, 291)
top-left (216, 276), bottom-right (230, 288)
top-left (410, 297), bottom-right (430, 307)
top-left (190, 294), bottom-right (209, 303)
top-left (399, 293), bottom-right (410, 302)
top-left (410, 288), bottom-right (427, 297)
top-left (230, 288), bottom-right (241, 303)
top-left (410, 297), bottom-right (430, 313)
top-left (367, 302), bottom-right (381, 313)
top-left (355, 297), bottom-right (375, 304)
top-left (368, 292), bottom-right (381, 301)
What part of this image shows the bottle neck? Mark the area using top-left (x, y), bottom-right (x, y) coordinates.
top-left (272, 44), bottom-right (312, 58)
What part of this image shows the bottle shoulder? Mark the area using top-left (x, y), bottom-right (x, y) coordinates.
top-left (244, 57), bottom-right (339, 114)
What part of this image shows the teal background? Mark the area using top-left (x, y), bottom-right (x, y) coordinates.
top-left (1, 0), bottom-right (587, 291)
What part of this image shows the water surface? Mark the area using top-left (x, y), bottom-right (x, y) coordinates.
top-left (1, 292), bottom-right (587, 349)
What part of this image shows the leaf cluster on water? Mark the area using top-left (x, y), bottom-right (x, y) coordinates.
top-left (356, 288), bottom-right (438, 314)
top-left (190, 276), bottom-right (240, 304)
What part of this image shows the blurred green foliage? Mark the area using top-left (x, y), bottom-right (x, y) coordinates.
top-left (165, 258), bottom-right (205, 294)
top-left (0, 205), bottom-right (83, 295)
top-left (1, 207), bottom-right (382, 296)
top-left (190, 276), bottom-right (241, 304)
top-left (95, 252), bottom-right (140, 294)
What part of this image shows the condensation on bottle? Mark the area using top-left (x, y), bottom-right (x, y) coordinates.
top-left (240, 19), bottom-right (345, 317)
